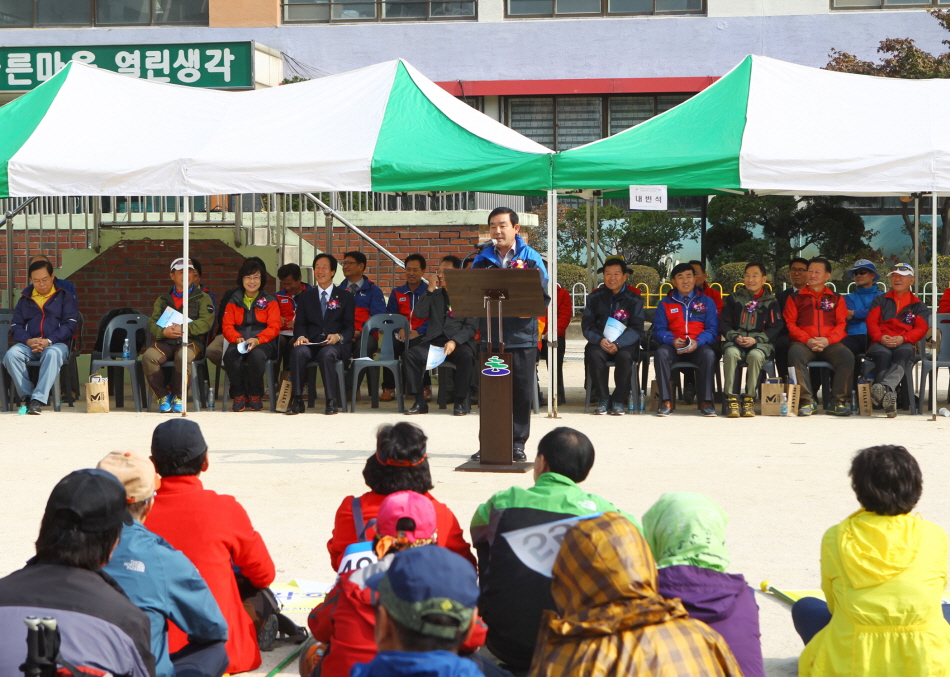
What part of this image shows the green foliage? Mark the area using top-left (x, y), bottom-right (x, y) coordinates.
top-left (281, 76), bottom-right (311, 85)
top-left (621, 211), bottom-right (699, 271)
top-left (716, 262), bottom-right (748, 293)
top-left (557, 263), bottom-right (587, 291)
top-left (628, 265), bottom-right (660, 291)
top-left (917, 267), bottom-right (950, 291)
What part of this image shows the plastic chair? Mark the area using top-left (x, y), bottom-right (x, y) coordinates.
top-left (156, 358), bottom-right (208, 412)
top-left (349, 314), bottom-right (409, 413)
top-left (584, 358), bottom-right (640, 413)
top-left (671, 359), bottom-right (723, 410)
top-left (221, 354), bottom-right (279, 413)
top-left (919, 314), bottom-right (950, 412)
top-left (89, 314), bottom-right (150, 412)
top-left (0, 315), bottom-right (13, 412)
top-left (435, 362), bottom-right (472, 412)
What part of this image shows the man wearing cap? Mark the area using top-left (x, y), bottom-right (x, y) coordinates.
top-left (99, 451), bottom-right (229, 677)
top-left (145, 419), bottom-right (276, 674)
top-left (652, 262), bottom-right (720, 417)
top-left (863, 264), bottom-right (929, 417)
top-left (352, 546), bottom-right (483, 677)
top-left (144, 258), bottom-right (215, 413)
top-left (842, 259), bottom-right (884, 356)
top-left (0, 469), bottom-right (155, 677)
top-left (581, 255), bottom-right (645, 415)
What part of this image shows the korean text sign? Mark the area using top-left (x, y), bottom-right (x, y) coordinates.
top-left (629, 185), bottom-right (668, 211)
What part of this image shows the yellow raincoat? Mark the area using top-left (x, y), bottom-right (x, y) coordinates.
top-left (528, 512), bottom-right (743, 677)
top-left (800, 510), bottom-right (950, 676)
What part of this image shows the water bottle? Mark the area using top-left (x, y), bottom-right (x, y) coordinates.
top-left (205, 380), bottom-right (215, 411)
top-left (638, 390), bottom-right (646, 413)
top-left (850, 390), bottom-right (858, 413)
top-left (122, 338), bottom-right (131, 360)
top-left (780, 392), bottom-right (788, 417)
top-left (628, 391), bottom-right (636, 414)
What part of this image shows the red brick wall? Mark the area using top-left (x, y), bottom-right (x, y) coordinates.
top-left (0, 230), bottom-right (90, 296)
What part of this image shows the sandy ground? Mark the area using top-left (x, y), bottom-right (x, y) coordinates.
top-left (2, 343), bottom-right (949, 677)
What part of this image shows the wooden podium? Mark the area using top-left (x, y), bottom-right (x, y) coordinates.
top-left (444, 268), bottom-right (546, 473)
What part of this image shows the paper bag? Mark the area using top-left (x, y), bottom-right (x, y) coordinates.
top-left (649, 380), bottom-right (675, 410)
top-left (761, 381), bottom-right (800, 416)
top-left (274, 379), bottom-right (293, 413)
top-left (86, 378), bottom-right (110, 413)
top-left (857, 383), bottom-right (872, 416)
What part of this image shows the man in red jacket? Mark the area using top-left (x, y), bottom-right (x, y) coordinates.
top-left (864, 263), bottom-right (929, 417)
top-left (146, 419), bottom-right (276, 674)
top-left (784, 257), bottom-right (854, 416)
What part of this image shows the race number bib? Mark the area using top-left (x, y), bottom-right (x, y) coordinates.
top-left (338, 541), bottom-right (378, 575)
top-left (501, 513), bottom-right (601, 577)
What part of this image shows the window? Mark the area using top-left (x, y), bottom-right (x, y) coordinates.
top-left (282, 0), bottom-right (475, 22)
top-left (507, 0), bottom-right (701, 18)
top-left (832, 0), bottom-right (949, 7)
top-left (507, 93), bottom-right (694, 150)
top-left (1, 0), bottom-right (207, 26)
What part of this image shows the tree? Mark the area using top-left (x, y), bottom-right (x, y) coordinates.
top-left (826, 9), bottom-right (950, 254)
top-left (705, 195), bottom-right (874, 273)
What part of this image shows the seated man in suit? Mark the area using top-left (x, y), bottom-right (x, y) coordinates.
top-left (402, 256), bottom-right (478, 416)
top-left (286, 253), bottom-right (355, 415)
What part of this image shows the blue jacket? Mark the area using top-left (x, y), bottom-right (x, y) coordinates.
top-left (652, 289), bottom-right (719, 347)
top-left (471, 234), bottom-right (551, 349)
top-left (351, 276), bottom-right (387, 332)
top-left (11, 280), bottom-right (79, 346)
top-left (387, 282), bottom-right (430, 335)
top-left (104, 521), bottom-right (228, 677)
top-left (845, 284), bottom-right (884, 336)
top-left (352, 651), bottom-right (483, 677)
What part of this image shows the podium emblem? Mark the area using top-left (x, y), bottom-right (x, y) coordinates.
top-left (482, 356), bottom-right (510, 376)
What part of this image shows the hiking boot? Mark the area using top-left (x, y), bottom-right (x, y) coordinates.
top-left (725, 396), bottom-right (740, 418)
top-left (826, 403), bottom-right (851, 416)
top-left (798, 402), bottom-right (817, 416)
top-left (593, 398), bottom-right (609, 415)
top-left (248, 395), bottom-right (263, 411)
top-left (157, 395), bottom-right (172, 413)
top-left (741, 396), bottom-right (756, 418)
top-left (380, 388), bottom-right (395, 402)
top-left (171, 396), bottom-right (183, 413)
top-left (232, 395), bottom-right (247, 412)
top-left (882, 389), bottom-right (898, 418)
top-left (258, 614), bottom-right (279, 652)
top-left (870, 383), bottom-right (886, 407)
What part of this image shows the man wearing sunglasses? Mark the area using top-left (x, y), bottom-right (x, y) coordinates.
top-left (842, 259), bottom-right (884, 357)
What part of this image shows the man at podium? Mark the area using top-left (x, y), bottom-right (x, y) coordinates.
top-left (470, 207), bottom-right (550, 462)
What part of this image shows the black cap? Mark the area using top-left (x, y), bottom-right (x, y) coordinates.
top-left (151, 419), bottom-right (207, 469)
top-left (45, 469), bottom-right (131, 532)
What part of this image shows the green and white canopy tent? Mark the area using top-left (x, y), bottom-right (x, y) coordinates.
top-left (0, 58), bottom-right (558, 414)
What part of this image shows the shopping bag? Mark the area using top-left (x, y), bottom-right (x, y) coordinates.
top-left (86, 376), bottom-right (110, 413)
top-left (857, 382), bottom-right (872, 416)
top-left (274, 379), bottom-right (293, 413)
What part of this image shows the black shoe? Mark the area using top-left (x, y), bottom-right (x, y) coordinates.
top-left (284, 396), bottom-right (303, 415)
top-left (28, 399), bottom-right (42, 415)
top-left (453, 403), bottom-right (467, 416)
top-left (258, 614), bottom-right (279, 652)
top-left (325, 399), bottom-right (339, 415)
top-left (405, 402), bottom-right (429, 415)
top-left (682, 385), bottom-right (696, 405)
top-left (593, 399), bottom-right (609, 415)
top-left (513, 446), bottom-right (527, 462)
top-left (825, 403), bottom-right (851, 416)
top-left (471, 451), bottom-right (480, 461)
top-left (608, 403), bottom-right (626, 416)
top-left (701, 402), bottom-right (718, 417)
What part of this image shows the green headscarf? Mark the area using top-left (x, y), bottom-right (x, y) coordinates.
top-left (641, 492), bottom-right (730, 572)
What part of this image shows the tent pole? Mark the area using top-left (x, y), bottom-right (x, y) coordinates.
top-left (593, 198), bottom-right (599, 272)
top-left (181, 196), bottom-right (191, 417)
top-left (700, 197), bottom-right (708, 268)
top-left (914, 197), bottom-right (920, 284)
top-left (547, 189), bottom-right (557, 418)
top-left (585, 198), bottom-right (592, 288)
top-left (932, 192), bottom-right (938, 421)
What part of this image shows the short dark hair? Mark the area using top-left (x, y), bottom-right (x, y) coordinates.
top-left (190, 258), bottom-right (203, 277)
top-left (379, 606), bottom-right (464, 653)
top-left (28, 260), bottom-right (53, 277)
top-left (537, 427), bottom-right (595, 483)
top-left (850, 445), bottom-right (922, 516)
top-left (808, 257), bottom-right (832, 274)
top-left (790, 257), bottom-right (809, 269)
top-left (488, 207), bottom-right (519, 226)
top-left (277, 263), bottom-right (302, 281)
top-left (603, 260), bottom-right (627, 275)
top-left (152, 451), bottom-right (207, 478)
top-left (362, 423), bottom-right (433, 495)
top-left (313, 253), bottom-right (338, 273)
top-left (688, 260), bottom-right (706, 273)
top-left (441, 255), bottom-right (462, 269)
top-left (745, 262), bottom-right (767, 276)
top-left (405, 254), bottom-right (426, 270)
top-left (670, 262), bottom-right (694, 279)
top-left (236, 258), bottom-right (268, 289)
top-left (345, 251), bottom-right (367, 267)
top-left (35, 511), bottom-right (122, 570)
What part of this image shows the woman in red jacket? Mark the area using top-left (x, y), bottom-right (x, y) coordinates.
top-left (222, 259), bottom-right (281, 411)
top-left (327, 422), bottom-right (476, 570)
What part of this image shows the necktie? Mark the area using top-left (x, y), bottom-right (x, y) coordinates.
top-left (321, 290), bottom-right (328, 316)
top-left (349, 283), bottom-right (360, 294)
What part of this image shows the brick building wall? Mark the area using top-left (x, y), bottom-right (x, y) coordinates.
top-left (0, 230), bottom-right (90, 297)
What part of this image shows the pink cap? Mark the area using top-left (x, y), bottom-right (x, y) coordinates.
top-left (377, 491), bottom-right (437, 542)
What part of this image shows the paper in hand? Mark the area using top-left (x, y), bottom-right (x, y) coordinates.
top-left (603, 317), bottom-right (625, 343)
top-left (676, 337), bottom-right (695, 354)
top-left (156, 306), bottom-right (193, 328)
top-left (425, 345), bottom-right (447, 370)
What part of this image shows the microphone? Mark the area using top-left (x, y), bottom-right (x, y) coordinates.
top-left (475, 240), bottom-right (494, 250)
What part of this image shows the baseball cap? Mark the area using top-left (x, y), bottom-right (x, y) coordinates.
top-left (597, 255), bottom-right (632, 274)
top-left (377, 491), bottom-right (437, 542)
top-left (169, 257), bottom-right (195, 272)
top-left (890, 263), bottom-right (915, 277)
top-left (847, 259), bottom-right (880, 282)
top-left (97, 451), bottom-right (159, 504)
top-left (45, 469), bottom-right (131, 532)
top-left (151, 419), bottom-right (208, 470)
top-left (367, 546), bottom-right (478, 640)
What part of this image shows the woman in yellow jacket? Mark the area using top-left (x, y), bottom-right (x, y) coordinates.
top-left (795, 444), bottom-right (950, 676)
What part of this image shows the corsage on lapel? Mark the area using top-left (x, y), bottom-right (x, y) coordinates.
top-left (327, 298), bottom-right (340, 311)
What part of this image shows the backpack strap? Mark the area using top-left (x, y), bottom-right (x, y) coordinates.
top-left (351, 496), bottom-right (376, 542)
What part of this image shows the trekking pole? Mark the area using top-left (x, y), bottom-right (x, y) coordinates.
top-left (760, 580), bottom-right (797, 605)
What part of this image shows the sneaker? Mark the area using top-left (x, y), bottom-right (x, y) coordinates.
top-left (798, 402), bottom-right (817, 416)
top-left (882, 390), bottom-right (898, 418)
top-left (248, 395), bottom-right (263, 412)
top-left (380, 388), bottom-right (395, 402)
top-left (870, 383), bottom-right (886, 407)
top-left (172, 397), bottom-right (183, 413)
top-left (826, 403), bottom-right (851, 416)
top-left (593, 398), bottom-right (609, 415)
top-left (725, 396), bottom-right (740, 418)
top-left (656, 401), bottom-right (672, 417)
top-left (701, 402), bottom-right (718, 417)
top-left (232, 395), bottom-right (247, 412)
top-left (608, 403), bottom-right (625, 416)
top-left (158, 395), bottom-right (172, 413)
top-left (740, 396), bottom-right (756, 418)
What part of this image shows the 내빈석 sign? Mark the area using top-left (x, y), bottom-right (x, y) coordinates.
top-left (0, 41), bottom-right (254, 92)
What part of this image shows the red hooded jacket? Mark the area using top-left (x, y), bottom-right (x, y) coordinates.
top-left (866, 289), bottom-right (929, 344)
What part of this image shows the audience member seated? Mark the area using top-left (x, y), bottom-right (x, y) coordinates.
top-left (642, 492), bottom-right (765, 677)
top-left (276, 263), bottom-right (312, 370)
top-left (144, 258), bottom-right (214, 413)
top-left (353, 547), bottom-right (485, 677)
top-left (403, 257), bottom-right (478, 416)
top-left (382, 254), bottom-right (430, 402)
top-left (0, 469), bottom-right (154, 676)
top-left (206, 256), bottom-right (267, 369)
top-left (3, 259), bottom-right (79, 414)
top-left (842, 259), bottom-right (884, 356)
top-left (938, 283), bottom-right (950, 314)
top-left (286, 253), bottom-right (355, 416)
top-left (22, 254), bottom-right (78, 299)
top-left (784, 257), bottom-right (854, 416)
top-left (343, 251), bottom-right (386, 359)
top-left (99, 451), bottom-right (229, 677)
top-left (581, 255), bottom-right (645, 416)
top-left (528, 511), bottom-right (743, 677)
top-left (652, 262), bottom-right (720, 417)
top-left (147, 419), bottom-right (276, 674)
top-left (863, 263), bottom-right (929, 417)
top-left (328, 422), bottom-right (476, 570)
top-left (221, 259), bottom-right (281, 412)
top-left (471, 427), bottom-right (637, 670)
top-left (774, 257), bottom-right (809, 379)
top-left (720, 262), bottom-right (784, 418)
top-left (793, 445), bottom-right (950, 675)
